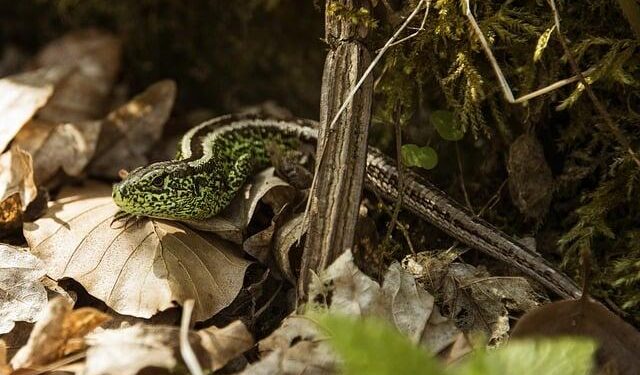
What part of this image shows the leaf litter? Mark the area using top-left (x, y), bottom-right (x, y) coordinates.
top-left (0, 27), bottom-right (638, 375)
top-left (23, 183), bottom-right (251, 321)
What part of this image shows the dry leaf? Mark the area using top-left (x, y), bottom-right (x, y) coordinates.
top-left (251, 315), bottom-right (336, 375)
top-left (0, 194), bottom-right (23, 234)
top-left (511, 298), bottom-right (640, 375)
top-left (32, 29), bottom-right (122, 122)
top-left (0, 67), bottom-right (70, 152)
top-left (88, 80), bottom-right (176, 179)
top-left (10, 296), bottom-right (110, 370)
top-left (308, 250), bottom-right (385, 317)
top-left (13, 119), bottom-right (101, 185)
top-left (85, 321), bottom-right (252, 375)
top-left (198, 320), bottom-right (254, 371)
top-left (0, 146), bottom-right (37, 213)
top-left (381, 262), bottom-right (434, 344)
top-left (272, 212), bottom-right (306, 283)
top-left (0, 244), bottom-right (47, 334)
top-left (23, 183), bottom-right (251, 320)
top-left (185, 167), bottom-right (296, 243)
top-left (507, 134), bottom-right (554, 220)
top-left (403, 251), bottom-right (544, 346)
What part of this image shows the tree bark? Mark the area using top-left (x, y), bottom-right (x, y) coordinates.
top-left (298, 0), bottom-right (373, 298)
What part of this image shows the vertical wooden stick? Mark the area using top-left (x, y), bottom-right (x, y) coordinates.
top-left (298, 0), bottom-right (374, 298)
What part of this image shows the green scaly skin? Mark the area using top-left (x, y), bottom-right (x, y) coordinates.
top-left (112, 115), bottom-right (312, 220)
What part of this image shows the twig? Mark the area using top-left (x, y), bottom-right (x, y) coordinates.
top-left (455, 142), bottom-right (474, 213)
top-left (371, 188), bottom-right (416, 254)
top-left (547, 0), bottom-right (640, 169)
top-left (385, 105), bottom-right (405, 242)
top-left (386, 0), bottom-right (432, 48)
top-left (463, 0), bottom-right (596, 104)
top-left (180, 299), bottom-right (204, 375)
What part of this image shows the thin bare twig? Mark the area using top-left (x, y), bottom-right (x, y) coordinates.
top-left (180, 299), bottom-right (203, 375)
top-left (386, 0), bottom-right (432, 48)
top-left (547, 0), bottom-right (640, 168)
top-left (385, 105), bottom-right (405, 242)
top-left (463, 0), bottom-right (596, 104)
top-left (455, 142), bottom-right (474, 213)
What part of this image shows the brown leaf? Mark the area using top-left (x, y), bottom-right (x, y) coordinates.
top-left (10, 297), bottom-right (110, 371)
top-left (251, 315), bottom-right (337, 375)
top-left (88, 80), bottom-right (176, 179)
top-left (84, 321), bottom-right (252, 375)
top-left (403, 251), bottom-right (544, 345)
top-left (13, 119), bottom-right (101, 185)
top-left (0, 245), bottom-right (47, 334)
top-left (0, 146), bottom-right (37, 210)
top-left (198, 320), bottom-right (254, 371)
top-left (507, 134), bottom-right (554, 220)
top-left (184, 167), bottom-right (296, 243)
top-left (511, 298), bottom-right (640, 375)
top-left (272, 212), bottom-right (306, 283)
top-left (32, 29), bottom-right (122, 122)
top-left (308, 250), bottom-right (386, 317)
top-left (0, 67), bottom-right (70, 152)
top-left (381, 262), bottom-right (434, 344)
top-left (23, 183), bottom-right (251, 321)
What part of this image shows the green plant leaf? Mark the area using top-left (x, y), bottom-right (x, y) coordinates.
top-left (314, 314), bottom-right (445, 375)
top-left (401, 144), bottom-right (438, 170)
top-left (430, 110), bottom-right (465, 141)
top-left (455, 338), bottom-right (596, 375)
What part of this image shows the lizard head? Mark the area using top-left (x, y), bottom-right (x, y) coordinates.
top-left (112, 161), bottom-right (216, 220)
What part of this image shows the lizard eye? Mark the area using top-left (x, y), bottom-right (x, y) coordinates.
top-left (151, 176), bottom-right (164, 188)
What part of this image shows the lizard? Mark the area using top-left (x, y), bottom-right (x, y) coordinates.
top-left (112, 113), bottom-right (581, 299)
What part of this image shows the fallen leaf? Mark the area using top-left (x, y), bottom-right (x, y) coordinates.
top-left (403, 251), bottom-right (544, 346)
top-left (10, 296), bottom-right (110, 371)
top-left (32, 29), bottom-right (122, 122)
top-left (272, 212), bottom-right (306, 283)
top-left (381, 262), bottom-right (434, 344)
top-left (185, 167), bottom-right (296, 243)
top-left (23, 183), bottom-right (251, 320)
top-left (250, 315), bottom-right (336, 375)
top-left (13, 119), bottom-right (101, 185)
top-left (0, 67), bottom-right (70, 152)
top-left (507, 133), bottom-right (553, 220)
top-left (199, 320), bottom-right (254, 371)
top-left (0, 146), bottom-right (36, 206)
top-left (0, 244), bottom-right (47, 334)
top-left (0, 194), bottom-right (23, 235)
top-left (511, 297), bottom-right (640, 375)
top-left (308, 250), bottom-right (385, 317)
top-left (88, 80), bottom-right (176, 179)
top-left (84, 321), bottom-right (252, 375)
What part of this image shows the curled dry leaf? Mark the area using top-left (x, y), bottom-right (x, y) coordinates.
top-left (10, 296), bottom-right (111, 371)
top-left (511, 297), bottom-right (640, 375)
top-left (32, 29), bottom-right (122, 122)
top-left (249, 315), bottom-right (336, 375)
top-left (0, 244), bottom-right (47, 334)
top-left (88, 80), bottom-right (176, 179)
top-left (381, 262), bottom-right (434, 344)
top-left (308, 250), bottom-right (385, 317)
top-left (23, 183), bottom-right (251, 321)
top-left (84, 321), bottom-right (253, 375)
top-left (307, 250), bottom-right (458, 354)
top-left (0, 146), bottom-right (37, 212)
top-left (0, 66), bottom-right (70, 152)
top-left (13, 119), bottom-right (101, 185)
top-left (186, 167), bottom-right (296, 243)
top-left (507, 133), bottom-right (554, 220)
top-left (403, 251), bottom-right (544, 345)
